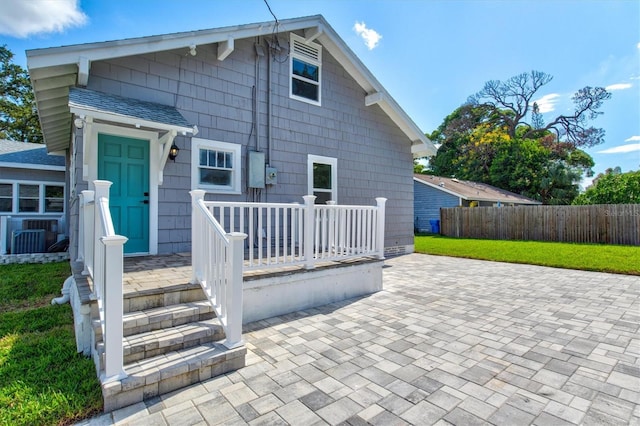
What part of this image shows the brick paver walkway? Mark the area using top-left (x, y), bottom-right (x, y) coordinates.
top-left (80, 254), bottom-right (640, 425)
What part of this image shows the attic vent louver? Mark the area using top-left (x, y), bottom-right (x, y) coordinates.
top-left (292, 38), bottom-right (320, 62)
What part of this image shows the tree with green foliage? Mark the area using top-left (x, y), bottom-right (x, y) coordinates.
top-left (0, 45), bottom-right (42, 143)
top-left (426, 71), bottom-right (608, 204)
top-left (573, 169), bottom-right (640, 204)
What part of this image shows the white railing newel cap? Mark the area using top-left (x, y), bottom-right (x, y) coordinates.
top-left (101, 235), bottom-right (128, 245)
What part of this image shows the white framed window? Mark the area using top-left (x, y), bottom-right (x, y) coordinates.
top-left (191, 138), bottom-right (241, 194)
top-left (290, 33), bottom-right (322, 106)
top-left (0, 181), bottom-right (65, 214)
top-left (307, 154), bottom-right (337, 204)
top-left (0, 183), bottom-right (12, 213)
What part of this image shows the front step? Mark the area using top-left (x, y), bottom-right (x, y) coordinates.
top-left (89, 282), bottom-right (246, 412)
top-left (102, 342), bottom-right (246, 412)
top-left (123, 301), bottom-right (214, 337)
top-left (123, 320), bottom-right (225, 363)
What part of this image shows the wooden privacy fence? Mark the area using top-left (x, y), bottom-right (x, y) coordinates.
top-left (440, 204), bottom-right (640, 245)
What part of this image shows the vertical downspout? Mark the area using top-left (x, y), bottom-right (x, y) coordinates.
top-left (267, 44), bottom-right (272, 168)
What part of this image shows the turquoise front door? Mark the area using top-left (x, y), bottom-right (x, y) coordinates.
top-left (98, 134), bottom-right (150, 254)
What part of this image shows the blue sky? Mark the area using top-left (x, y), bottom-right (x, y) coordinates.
top-left (1, 0), bottom-right (638, 185)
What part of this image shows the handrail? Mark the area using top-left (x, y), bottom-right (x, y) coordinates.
top-left (191, 190), bottom-right (246, 349)
top-left (79, 180), bottom-right (127, 383)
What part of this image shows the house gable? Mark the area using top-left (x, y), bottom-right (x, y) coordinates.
top-left (27, 15), bottom-right (435, 157)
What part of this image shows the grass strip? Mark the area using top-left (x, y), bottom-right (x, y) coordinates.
top-left (0, 262), bottom-right (102, 425)
top-left (414, 235), bottom-right (640, 275)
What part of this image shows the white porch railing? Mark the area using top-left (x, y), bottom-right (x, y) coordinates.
top-left (201, 195), bottom-right (387, 270)
top-left (190, 190), bottom-right (247, 349)
top-left (79, 180), bottom-right (128, 382)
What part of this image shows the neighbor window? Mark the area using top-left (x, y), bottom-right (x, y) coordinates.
top-left (0, 181), bottom-right (65, 214)
top-left (0, 184), bottom-right (12, 213)
top-left (44, 185), bottom-right (64, 213)
top-left (290, 34), bottom-right (322, 105)
top-left (191, 138), bottom-right (241, 194)
top-left (307, 155), bottom-right (337, 204)
top-left (18, 184), bottom-right (39, 213)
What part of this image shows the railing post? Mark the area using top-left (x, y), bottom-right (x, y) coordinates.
top-left (77, 192), bottom-right (85, 263)
top-left (303, 195), bottom-right (316, 269)
top-left (375, 198), bottom-right (387, 260)
top-left (101, 234), bottom-right (128, 382)
top-left (81, 190), bottom-right (94, 276)
top-left (223, 232), bottom-right (247, 349)
top-left (93, 181), bottom-right (112, 299)
top-left (190, 190), bottom-right (206, 284)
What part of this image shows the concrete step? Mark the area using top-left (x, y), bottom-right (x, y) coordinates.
top-left (122, 301), bottom-right (215, 337)
top-left (123, 320), bottom-right (225, 364)
top-left (123, 282), bottom-right (206, 314)
top-left (102, 342), bottom-right (247, 412)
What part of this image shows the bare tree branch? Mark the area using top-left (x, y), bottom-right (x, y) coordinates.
top-left (469, 71), bottom-right (610, 147)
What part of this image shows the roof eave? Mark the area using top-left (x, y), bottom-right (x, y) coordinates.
top-left (28, 14), bottom-right (436, 156)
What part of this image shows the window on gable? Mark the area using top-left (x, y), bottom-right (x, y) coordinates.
top-left (191, 138), bottom-right (241, 194)
top-left (290, 34), bottom-right (322, 105)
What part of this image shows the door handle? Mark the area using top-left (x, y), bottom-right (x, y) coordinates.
top-left (141, 200), bottom-right (149, 204)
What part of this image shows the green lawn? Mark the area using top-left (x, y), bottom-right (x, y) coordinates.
top-left (0, 262), bottom-right (102, 426)
top-left (414, 235), bottom-right (640, 275)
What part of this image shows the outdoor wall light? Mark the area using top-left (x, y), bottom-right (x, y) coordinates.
top-left (168, 142), bottom-right (180, 161)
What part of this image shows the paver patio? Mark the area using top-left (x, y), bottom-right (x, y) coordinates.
top-left (79, 253), bottom-right (640, 425)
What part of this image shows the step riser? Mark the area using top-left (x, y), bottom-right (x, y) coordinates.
top-left (123, 303), bottom-right (215, 337)
top-left (123, 325), bottom-right (225, 364)
top-left (124, 285), bottom-right (206, 314)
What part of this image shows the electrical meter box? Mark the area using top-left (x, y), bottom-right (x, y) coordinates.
top-left (265, 167), bottom-right (278, 185)
top-left (248, 151), bottom-right (265, 188)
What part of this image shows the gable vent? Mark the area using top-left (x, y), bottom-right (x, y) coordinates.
top-left (292, 38), bottom-right (321, 62)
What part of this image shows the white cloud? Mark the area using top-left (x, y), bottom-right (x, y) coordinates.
top-left (597, 143), bottom-right (640, 154)
top-left (625, 136), bottom-right (640, 142)
top-left (637, 42), bottom-right (640, 49)
top-left (605, 83), bottom-right (632, 91)
top-left (353, 21), bottom-right (382, 50)
top-left (533, 93), bottom-right (561, 113)
top-left (0, 0), bottom-right (87, 38)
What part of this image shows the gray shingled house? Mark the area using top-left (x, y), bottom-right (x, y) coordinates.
top-left (28, 15), bottom-right (435, 260)
top-left (0, 140), bottom-right (66, 255)
top-left (26, 15), bottom-right (436, 410)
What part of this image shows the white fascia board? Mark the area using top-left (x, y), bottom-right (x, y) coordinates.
top-left (26, 16), bottom-right (325, 70)
top-left (0, 162), bottom-right (65, 171)
top-left (69, 106), bottom-right (195, 135)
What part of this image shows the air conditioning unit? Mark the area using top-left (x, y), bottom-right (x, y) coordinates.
top-left (11, 229), bottom-right (45, 254)
top-left (23, 219), bottom-right (58, 249)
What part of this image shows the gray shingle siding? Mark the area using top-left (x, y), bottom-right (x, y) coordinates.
top-left (74, 34), bottom-right (414, 254)
top-left (414, 181), bottom-right (459, 233)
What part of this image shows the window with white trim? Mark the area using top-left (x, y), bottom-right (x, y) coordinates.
top-left (0, 181), bottom-right (65, 214)
top-left (191, 138), bottom-right (241, 194)
top-left (290, 34), bottom-right (322, 105)
top-left (0, 183), bottom-right (12, 213)
top-left (307, 155), bottom-right (337, 204)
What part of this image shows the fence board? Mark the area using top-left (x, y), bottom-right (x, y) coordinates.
top-left (440, 204), bottom-right (640, 246)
